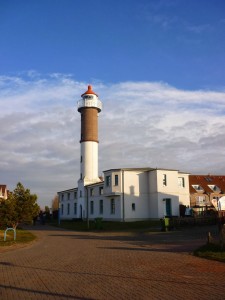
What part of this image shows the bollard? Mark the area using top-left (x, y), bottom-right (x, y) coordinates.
top-left (207, 231), bottom-right (212, 244)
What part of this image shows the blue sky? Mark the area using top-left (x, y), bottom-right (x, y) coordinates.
top-left (0, 0), bottom-right (225, 207)
top-left (1, 0), bottom-right (225, 89)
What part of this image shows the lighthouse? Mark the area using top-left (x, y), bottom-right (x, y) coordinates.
top-left (77, 85), bottom-right (102, 185)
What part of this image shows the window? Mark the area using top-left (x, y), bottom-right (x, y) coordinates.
top-left (84, 95), bottom-right (93, 100)
top-left (90, 201), bottom-right (94, 215)
top-left (61, 204), bottom-right (64, 215)
top-left (67, 203), bottom-right (70, 215)
top-left (205, 177), bottom-right (212, 182)
top-left (99, 200), bottom-right (103, 214)
top-left (80, 173), bottom-right (82, 179)
top-left (208, 185), bottom-right (220, 192)
top-left (195, 196), bottom-right (206, 206)
top-left (99, 187), bottom-right (103, 195)
top-left (106, 175), bottom-right (111, 187)
top-left (61, 194), bottom-right (64, 201)
top-left (192, 185), bottom-right (203, 192)
top-left (67, 192), bottom-right (70, 200)
top-left (74, 191), bottom-right (77, 199)
top-left (115, 174), bottom-right (119, 186)
top-left (178, 177), bottom-right (185, 188)
top-left (74, 203), bottom-right (77, 215)
top-left (132, 203), bottom-right (135, 211)
top-left (163, 174), bottom-right (167, 186)
top-left (80, 190), bottom-right (82, 198)
top-left (111, 198), bottom-right (115, 214)
top-left (90, 188), bottom-right (94, 196)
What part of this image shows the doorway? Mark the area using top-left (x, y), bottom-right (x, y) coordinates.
top-left (165, 198), bottom-right (172, 216)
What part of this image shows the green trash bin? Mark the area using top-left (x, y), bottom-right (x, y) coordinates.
top-left (164, 217), bottom-right (170, 231)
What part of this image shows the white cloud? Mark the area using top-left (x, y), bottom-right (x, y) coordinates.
top-left (0, 73), bottom-right (225, 207)
top-left (186, 24), bottom-right (213, 34)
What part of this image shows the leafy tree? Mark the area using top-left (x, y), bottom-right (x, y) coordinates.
top-left (0, 197), bottom-right (18, 229)
top-left (51, 195), bottom-right (59, 212)
top-left (45, 206), bottom-right (50, 213)
top-left (44, 205), bottom-right (51, 220)
top-left (51, 194), bottom-right (59, 219)
top-left (0, 182), bottom-right (39, 229)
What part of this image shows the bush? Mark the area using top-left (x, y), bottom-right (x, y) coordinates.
top-left (94, 218), bottom-right (103, 229)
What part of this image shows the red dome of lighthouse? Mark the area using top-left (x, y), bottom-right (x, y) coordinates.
top-left (81, 85), bottom-right (98, 97)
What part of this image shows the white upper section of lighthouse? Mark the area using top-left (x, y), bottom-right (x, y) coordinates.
top-left (77, 85), bottom-right (102, 112)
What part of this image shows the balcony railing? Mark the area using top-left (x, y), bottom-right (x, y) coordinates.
top-left (77, 99), bottom-right (102, 111)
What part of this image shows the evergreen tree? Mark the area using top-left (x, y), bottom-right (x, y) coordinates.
top-left (0, 182), bottom-right (39, 229)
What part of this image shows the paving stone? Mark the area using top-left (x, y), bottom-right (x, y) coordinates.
top-left (0, 224), bottom-right (225, 299)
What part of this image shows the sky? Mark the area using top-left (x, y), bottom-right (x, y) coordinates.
top-left (0, 0), bottom-right (225, 208)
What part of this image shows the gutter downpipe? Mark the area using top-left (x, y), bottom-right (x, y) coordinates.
top-left (86, 186), bottom-right (89, 230)
top-left (122, 170), bottom-right (125, 222)
top-left (58, 193), bottom-right (60, 226)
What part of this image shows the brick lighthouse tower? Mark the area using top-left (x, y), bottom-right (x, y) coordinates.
top-left (77, 85), bottom-right (102, 218)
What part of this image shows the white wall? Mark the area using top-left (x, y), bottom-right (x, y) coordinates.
top-left (81, 141), bottom-right (99, 183)
top-left (123, 170), bottom-right (149, 220)
top-left (178, 173), bottom-right (190, 206)
top-left (148, 169), bottom-right (189, 218)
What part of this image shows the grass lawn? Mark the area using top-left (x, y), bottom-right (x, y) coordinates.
top-left (194, 243), bottom-right (225, 263)
top-left (0, 229), bottom-right (36, 247)
top-left (50, 219), bottom-right (161, 232)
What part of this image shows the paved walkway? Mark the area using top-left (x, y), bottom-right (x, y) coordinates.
top-left (0, 224), bottom-right (225, 300)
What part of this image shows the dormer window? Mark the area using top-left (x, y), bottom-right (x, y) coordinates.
top-left (192, 185), bottom-right (204, 192)
top-left (208, 185), bottom-right (220, 192)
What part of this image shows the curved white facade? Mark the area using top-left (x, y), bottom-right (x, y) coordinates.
top-left (81, 141), bottom-right (100, 184)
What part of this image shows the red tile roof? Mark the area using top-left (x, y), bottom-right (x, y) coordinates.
top-left (189, 175), bottom-right (225, 194)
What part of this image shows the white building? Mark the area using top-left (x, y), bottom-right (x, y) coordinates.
top-left (58, 86), bottom-right (190, 221)
top-left (58, 168), bottom-right (190, 221)
top-left (0, 185), bottom-right (8, 200)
